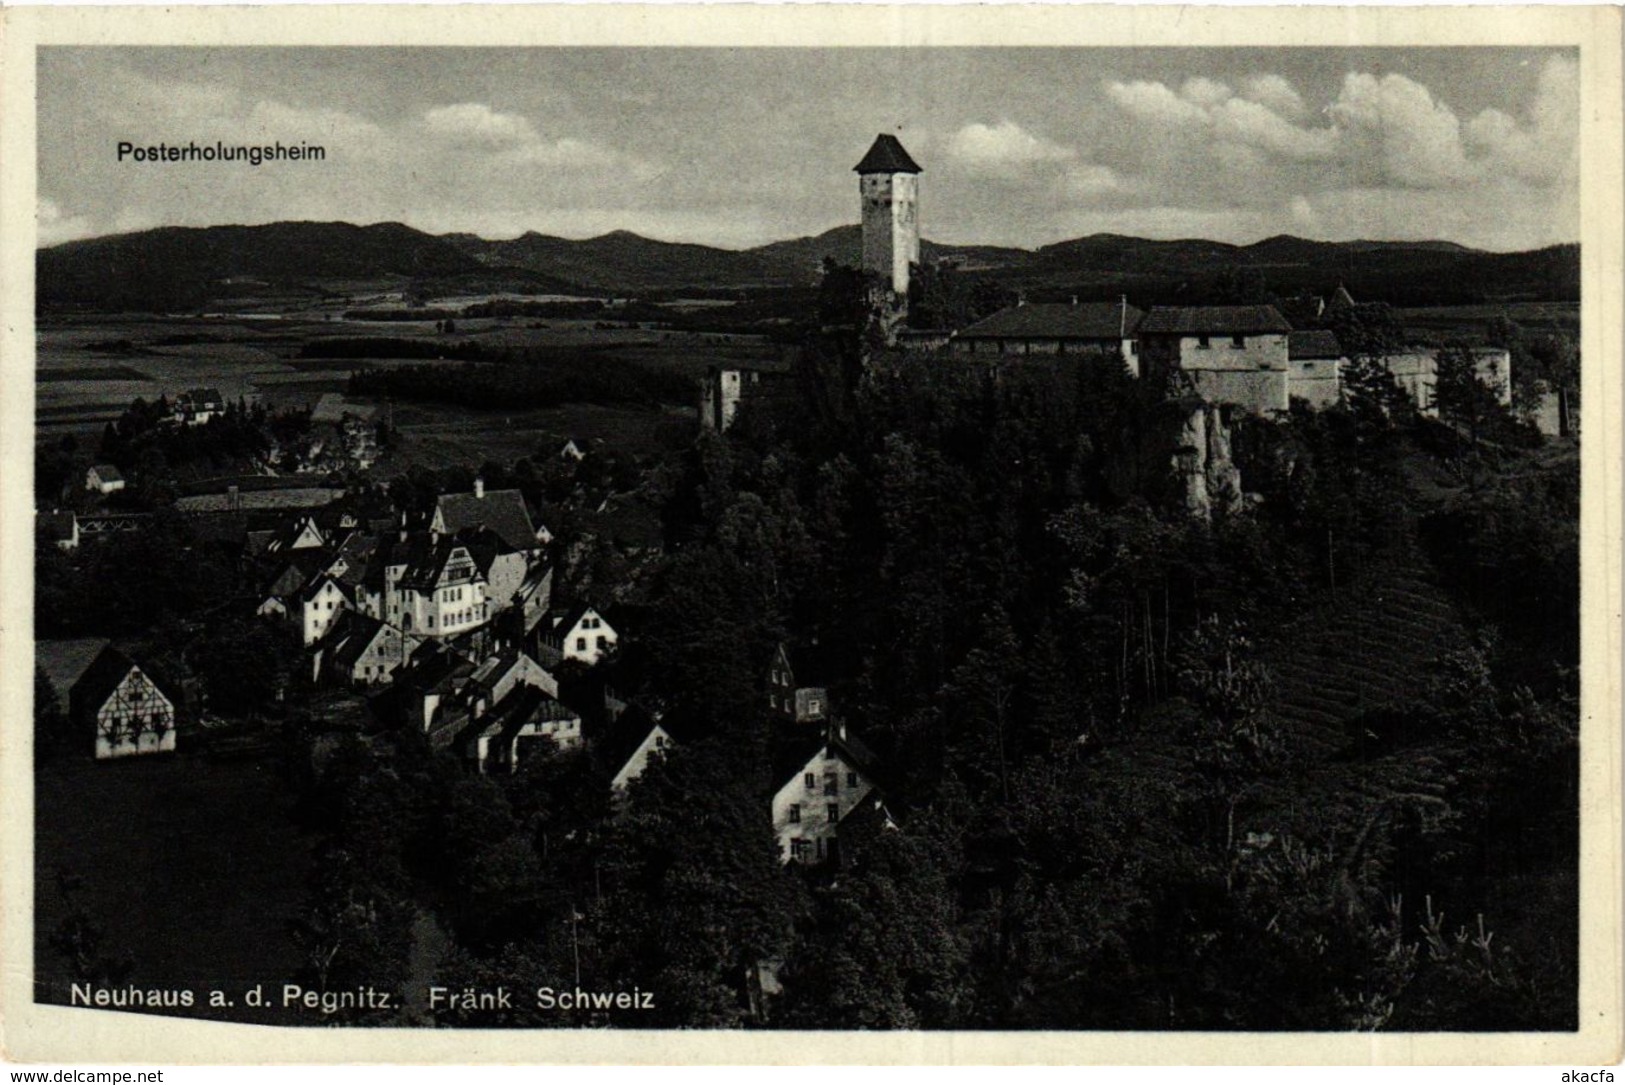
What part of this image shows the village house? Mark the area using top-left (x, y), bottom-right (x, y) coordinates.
top-left (770, 720), bottom-right (882, 866)
top-left (953, 299), bottom-right (1142, 369)
top-left (308, 393), bottom-right (382, 471)
top-left (312, 609), bottom-right (422, 687)
top-left (172, 387), bottom-right (225, 426)
top-left (544, 603), bottom-right (619, 666)
top-left (85, 464), bottom-right (125, 495)
top-left (297, 574), bottom-right (352, 647)
top-left (460, 683), bottom-right (583, 773)
top-left (69, 645), bottom-right (179, 760)
top-left (608, 713), bottom-right (677, 793)
top-left (766, 642), bottom-right (828, 724)
top-left (431, 478), bottom-right (546, 555)
top-left (359, 531), bottom-right (492, 639)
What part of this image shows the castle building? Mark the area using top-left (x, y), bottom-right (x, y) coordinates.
top-left (855, 134), bottom-right (922, 297)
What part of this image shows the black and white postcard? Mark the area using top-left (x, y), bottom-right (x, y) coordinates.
top-left (1, 3), bottom-right (1620, 1066)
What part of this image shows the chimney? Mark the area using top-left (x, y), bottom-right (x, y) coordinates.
top-left (474, 477), bottom-right (485, 499)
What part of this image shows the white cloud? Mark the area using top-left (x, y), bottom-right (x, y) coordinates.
top-left (1107, 80), bottom-right (1207, 127)
top-left (1326, 72), bottom-right (1472, 188)
top-left (421, 102), bottom-right (647, 175)
top-left (946, 121), bottom-right (1076, 168)
top-left (1212, 96), bottom-right (1336, 160)
top-left (1241, 75), bottom-right (1307, 121)
top-left (423, 103), bottom-right (540, 149)
top-left (1061, 164), bottom-right (1119, 198)
top-left (1180, 77), bottom-right (1233, 108)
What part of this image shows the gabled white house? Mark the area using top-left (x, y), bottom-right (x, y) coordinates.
top-left (298, 574), bottom-right (351, 647)
top-left (86, 464), bottom-right (125, 494)
top-left (71, 646), bottom-right (178, 760)
top-left (610, 720), bottom-right (675, 793)
top-left (550, 604), bottom-right (617, 665)
top-left (770, 723), bottom-right (880, 866)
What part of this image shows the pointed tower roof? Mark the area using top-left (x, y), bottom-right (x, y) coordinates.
top-left (854, 134), bottom-right (922, 175)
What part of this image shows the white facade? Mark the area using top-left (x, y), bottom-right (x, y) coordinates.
top-left (860, 171), bottom-right (919, 296)
top-left (771, 744), bottom-right (875, 864)
top-left (301, 577), bottom-right (350, 647)
top-left (91, 667), bottom-right (177, 760)
top-left (611, 723), bottom-right (674, 792)
top-left (558, 607), bottom-right (617, 665)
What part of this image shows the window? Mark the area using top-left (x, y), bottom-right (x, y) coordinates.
top-left (428, 615), bottom-right (435, 628)
top-left (791, 838), bottom-right (810, 861)
top-left (827, 803), bottom-right (840, 824)
top-left (769, 694), bottom-right (778, 709)
top-left (596, 635), bottom-right (607, 649)
top-left (654, 735), bottom-right (666, 748)
top-left (847, 772), bottom-right (858, 788)
top-left (824, 774), bottom-right (837, 796)
top-left (807, 699), bottom-right (822, 715)
top-left (1197, 335), bottom-right (1211, 349)
top-left (804, 773), bottom-right (816, 789)
top-left (1231, 335), bottom-right (1246, 349)
top-left (788, 804), bottom-right (801, 824)
top-left (576, 637), bottom-right (587, 651)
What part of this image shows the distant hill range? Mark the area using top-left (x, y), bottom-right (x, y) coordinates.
top-left (38, 220), bottom-right (1579, 311)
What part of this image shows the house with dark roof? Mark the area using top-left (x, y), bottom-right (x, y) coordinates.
top-left (70, 645), bottom-right (179, 759)
top-left (1287, 329), bottom-right (1346, 407)
top-left (174, 387), bottom-right (225, 426)
top-left (766, 642), bottom-right (829, 725)
top-left (297, 573), bottom-right (352, 647)
top-left (85, 464), bottom-right (125, 495)
top-left (431, 479), bottom-right (542, 553)
top-left (459, 683), bottom-right (582, 774)
top-left (953, 299), bottom-right (1143, 369)
top-left (313, 610), bottom-right (422, 688)
top-left (545, 603), bottom-right (618, 666)
top-left (770, 720), bottom-right (883, 866)
top-left (1136, 305), bottom-right (1295, 413)
top-left (607, 709), bottom-right (677, 794)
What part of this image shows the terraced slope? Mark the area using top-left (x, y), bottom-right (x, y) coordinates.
top-left (1261, 548), bottom-right (1469, 761)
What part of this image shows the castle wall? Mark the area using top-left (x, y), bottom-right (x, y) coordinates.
top-left (1288, 359), bottom-right (1342, 407)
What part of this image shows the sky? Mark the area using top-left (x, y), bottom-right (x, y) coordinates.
top-left (37, 46), bottom-right (1579, 253)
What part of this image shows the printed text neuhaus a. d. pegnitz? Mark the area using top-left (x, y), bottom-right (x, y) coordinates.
top-left (117, 140), bottom-right (326, 166)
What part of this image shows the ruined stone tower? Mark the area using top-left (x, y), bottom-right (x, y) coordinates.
top-left (854, 134), bottom-right (921, 297)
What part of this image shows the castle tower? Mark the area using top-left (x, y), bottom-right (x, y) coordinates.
top-left (854, 134), bottom-right (922, 297)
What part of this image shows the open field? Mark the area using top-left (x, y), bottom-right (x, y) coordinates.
top-left (38, 314), bottom-right (748, 485)
top-left (1397, 302), bottom-right (1578, 345)
top-left (34, 750), bottom-right (315, 1023)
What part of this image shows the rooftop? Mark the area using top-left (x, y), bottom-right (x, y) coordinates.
top-left (1288, 329), bottom-right (1346, 361)
top-left (435, 487), bottom-right (538, 552)
top-left (853, 134), bottom-right (922, 175)
top-left (1137, 305), bottom-right (1293, 336)
top-left (958, 301), bottom-right (1143, 341)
